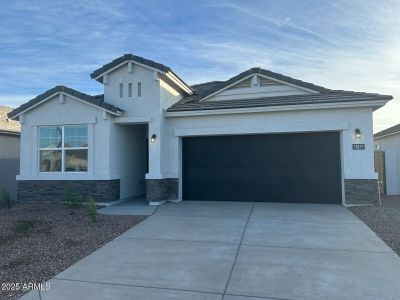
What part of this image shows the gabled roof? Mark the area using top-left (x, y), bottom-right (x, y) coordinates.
top-left (166, 67), bottom-right (393, 113)
top-left (90, 54), bottom-right (193, 94)
top-left (374, 123), bottom-right (400, 139)
top-left (0, 106), bottom-right (20, 135)
top-left (8, 86), bottom-right (123, 119)
top-left (184, 67), bottom-right (330, 103)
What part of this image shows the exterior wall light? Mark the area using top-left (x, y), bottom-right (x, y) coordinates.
top-left (150, 134), bottom-right (157, 144)
top-left (354, 128), bottom-right (361, 140)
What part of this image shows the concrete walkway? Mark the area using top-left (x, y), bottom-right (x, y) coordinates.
top-left (98, 198), bottom-right (158, 216)
top-left (21, 201), bottom-right (400, 300)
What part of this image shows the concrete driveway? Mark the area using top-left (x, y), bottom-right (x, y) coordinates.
top-left (22, 201), bottom-right (400, 300)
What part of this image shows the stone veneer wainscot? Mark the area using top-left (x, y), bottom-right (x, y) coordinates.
top-left (18, 180), bottom-right (120, 202)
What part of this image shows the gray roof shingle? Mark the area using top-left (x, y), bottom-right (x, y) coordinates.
top-left (374, 123), bottom-right (400, 139)
top-left (8, 86), bottom-right (123, 119)
top-left (167, 90), bottom-right (393, 112)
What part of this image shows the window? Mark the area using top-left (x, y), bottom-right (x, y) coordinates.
top-left (39, 125), bottom-right (88, 172)
top-left (137, 82), bottom-right (142, 97)
top-left (119, 83), bottom-right (124, 97)
top-left (128, 83), bottom-right (132, 97)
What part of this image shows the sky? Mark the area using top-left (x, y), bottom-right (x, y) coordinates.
top-left (0, 0), bottom-right (399, 132)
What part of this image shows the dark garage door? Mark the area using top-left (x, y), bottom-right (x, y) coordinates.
top-left (182, 132), bottom-right (342, 203)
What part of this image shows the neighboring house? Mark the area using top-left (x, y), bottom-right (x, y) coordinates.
top-left (8, 54), bottom-right (393, 206)
top-left (374, 124), bottom-right (400, 195)
top-left (0, 105), bottom-right (21, 200)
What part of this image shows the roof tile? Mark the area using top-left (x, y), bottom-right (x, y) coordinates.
top-left (8, 86), bottom-right (123, 119)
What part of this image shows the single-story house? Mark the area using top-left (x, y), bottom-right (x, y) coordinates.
top-left (8, 54), bottom-right (393, 205)
top-left (374, 124), bottom-right (400, 195)
top-left (0, 105), bottom-right (21, 200)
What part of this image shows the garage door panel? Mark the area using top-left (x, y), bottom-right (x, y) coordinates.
top-left (183, 132), bottom-right (341, 203)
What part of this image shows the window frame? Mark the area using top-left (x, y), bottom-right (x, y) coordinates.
top-left (119, 83), bottom-right (124, 97)
top-left (137, 82), bottom-right (142, 97)
top-left (128, 83), bottom-right (132, 97)
top-left (38, 125), bottom-right (89, 174)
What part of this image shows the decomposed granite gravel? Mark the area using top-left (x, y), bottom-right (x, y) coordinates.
top-left (0, 202), bottom-right (146, 300)
top-left (349, 195), bottom-right (400, 256)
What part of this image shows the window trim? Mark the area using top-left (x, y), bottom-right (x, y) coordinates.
top-left (38, 125), bottom-right (89, 173)
top-left (119, 83), bottom-right (124, 97)
top-left (137, 82), bottom-right (142, 97)
top-left (128, 83), bottom-right (132, 97)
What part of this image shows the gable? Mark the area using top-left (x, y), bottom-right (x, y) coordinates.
top-left (8, 86), bottom-right (123, 120)
top-left (90, 54), bottom-right (193, 95)
top-left (206, 74), bottom-right (314, 102)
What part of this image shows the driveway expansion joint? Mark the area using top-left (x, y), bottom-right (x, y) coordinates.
top-left (239, 243), bottom-right (394, 254)
top-left (223, 202), bottom-right (256, 296)
top-left (117, 236), bottom-right (241, 246)
top-left (52, 277), bottom-right (223, 296)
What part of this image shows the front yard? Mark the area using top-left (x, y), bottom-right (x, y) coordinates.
top-left (0, 202), bottom-right (145, 300)
top-left (349, 195), bottom-right (400, 256)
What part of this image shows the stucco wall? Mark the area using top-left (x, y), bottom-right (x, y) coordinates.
top-left (375, 133), bottom-right (400, 195)
top-left (104, 64), bottom-right (162, 117)
top-left (18, 94), bottom-right (114, 181)
top-left (104, 64), bottom-right (176, 180)
top-left (163, 107), bottom-right (376, 201)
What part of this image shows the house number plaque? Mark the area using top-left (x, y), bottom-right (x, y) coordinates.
top-left (352, 144), bottom-right (365, 150)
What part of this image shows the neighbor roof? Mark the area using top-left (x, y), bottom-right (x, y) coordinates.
top-left (374, 123), bottom-right (400, 139)
top-left (167, 67), bottom-right (393, 112)
top-left (90, 54), bottom-right (193, 93)
top-left (8, 86), bottom-right (123, 119)
top-left (0, 106), bottom-right (20, 135)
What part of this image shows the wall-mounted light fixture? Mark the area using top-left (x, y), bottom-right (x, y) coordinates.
top-left (150, 134), bottom-right (157, 144)
top-left (354, 128), bottom-right (361, 140)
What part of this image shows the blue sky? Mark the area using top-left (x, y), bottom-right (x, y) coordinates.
top-left (0, 0), bottom-right (399, 132)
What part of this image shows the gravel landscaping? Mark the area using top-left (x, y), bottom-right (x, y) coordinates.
top-left (349, 195), bottom-right (400, 256)
top-left (0, 202), bottom-right (146, 300)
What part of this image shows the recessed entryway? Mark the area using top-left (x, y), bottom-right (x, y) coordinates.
top-left (182, 132), bottom-right (342, 203)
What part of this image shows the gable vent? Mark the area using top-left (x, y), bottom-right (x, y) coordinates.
top-left (260, 77), bottom-right (280, 86)
top-left (228, 78), bottom-right (251, 90)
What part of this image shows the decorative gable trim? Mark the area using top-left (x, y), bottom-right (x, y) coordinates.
top-left (193, 67), bottom-right (330, 103)
top-left (200, 73), bottom-right (318, 102)
top-left (228, 78), bottom-right (251, 90)
top-left (8, 86), bottom-right (123, 120)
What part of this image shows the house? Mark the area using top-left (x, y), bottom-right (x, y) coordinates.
top-left (374, 124), bottom-right (400, 195)
top-left (0, 105), bottom-right (21, 200)
top-left (8, 54), bottom-right (393, 205)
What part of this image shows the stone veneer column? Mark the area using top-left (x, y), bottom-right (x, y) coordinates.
top-left (145, 178), bottom-right (178, 203)
top-left (344, 179), bottom-right (379, 205)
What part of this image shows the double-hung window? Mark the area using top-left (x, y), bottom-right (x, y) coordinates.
top-left (39, 125), bottom-right (88, 172)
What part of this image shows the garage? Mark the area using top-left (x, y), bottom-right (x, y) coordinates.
top-left (182, 132), bottom-right (342, 203)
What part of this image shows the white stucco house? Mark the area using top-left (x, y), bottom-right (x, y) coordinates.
top-left (374, 124), bottom-right (400, 195)
top-left (8, 54), bottom-right (393, 205)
